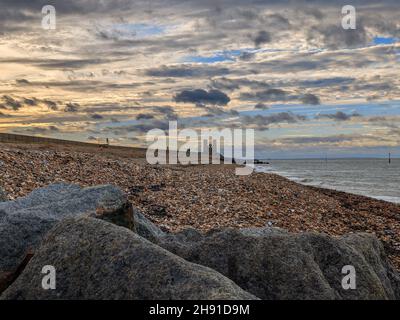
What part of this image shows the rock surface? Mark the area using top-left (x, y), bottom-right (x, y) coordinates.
top-left (0, 217), bottom-right (256, 300)
top-left (157, 227), bottom-right (400, 300)
top-left (0, 183), bottom-right (131, 292)
top-left (133, 210), bottom-right (165, 242)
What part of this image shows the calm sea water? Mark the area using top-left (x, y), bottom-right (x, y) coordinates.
top-left (255, 158), bottom-right (400, 204)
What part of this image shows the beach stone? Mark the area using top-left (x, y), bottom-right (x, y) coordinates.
top-left (0, 183), bottom-right (132, 293)
top-left (148, 204), bottom-right (168, 217)
top-left (0, 217), bottom-right (257, 300)
top-left (158, 227), bottom-right (400, 300)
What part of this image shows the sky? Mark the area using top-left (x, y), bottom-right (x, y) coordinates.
top-left (0, 0), bottom-right (399, 158)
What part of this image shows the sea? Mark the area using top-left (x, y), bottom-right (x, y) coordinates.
top-left (255, 158), bottom-right (400, 204)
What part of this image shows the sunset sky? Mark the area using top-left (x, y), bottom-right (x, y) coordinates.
top-left (0, 0), bottom-right (399, 158)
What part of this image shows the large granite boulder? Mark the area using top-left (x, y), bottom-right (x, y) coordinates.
top-left (0, 183), bottom-right (132, 293)
top-left (342, 233), bottom-right (400, 298)
top-left (133, 210), bottom-right (165, 242)
top-left (0, 217), bottom-right (256, 300)
top-left (1, 183), bottom-right (399, 300)
top-left (156, 227), bottom-right (400, 300)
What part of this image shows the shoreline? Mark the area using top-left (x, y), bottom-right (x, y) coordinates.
top-left (1, 141), bottom-right (400, 270)
top-left (255, 163), bottom-right (400, 205)
top-left (267, 171), bottom-right (400, 205)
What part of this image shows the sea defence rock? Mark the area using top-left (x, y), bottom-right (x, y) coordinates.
top-left (157, 227), bottom-right (400, 300)
top-left (0, 183), bottom-right (132, 293)
top-left (342, 233), bottom-right (400, 298)
top-left (133, 210), bottom-right (166, 242)
top-left (115, 207), bottom-right (400, 300)
top-left (0, 217), bottom-right (256, 300)
top-left (1, 183), bottom-right (399, 300)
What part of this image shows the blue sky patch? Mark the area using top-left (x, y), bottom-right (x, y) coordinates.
top-left (373, 36), bottom-right (398, 45)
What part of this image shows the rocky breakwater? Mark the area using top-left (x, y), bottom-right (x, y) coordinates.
top-left (0, 184), bottom-right (399, 300)
top-left (0, 183), bottom-right (134, 293)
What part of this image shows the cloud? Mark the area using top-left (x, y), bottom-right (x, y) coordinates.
top-left (254, 102), bottom-right (270, 110)
top-left (174, 89), bottom-right (230, 106)
top-left (43, 100), bottom-right (58, 111)
top-left (152, 106), bottom-right (179, 120)
top-left (275, 134), bottom-right (359, 145)
top-left (196, 104), bottom-right (239, 117)
top-left (0, 57), bottom-right (117, 70)
top-left (368, 116), bottom-right (389, 123)
top-left (300, 93), bottom-right (320, 105)
top-left (210, 77), bottom-right (268, 91)
top-left (64, 103), bottom-right (80, 112)
top-left (105, 120), bottom-right (173, 134)
top-left (240, 88), bottom-right (290, 102)
top-left (132, 106), bottom-right (179, 121)
top-left (241, 112), bottom-right (307, 130)
top-left (15, 79), bottom-right (143, 93)
top-left (302, 7), bottom-right (325, 20)
top-left (133, 120), bottom-right (172, 133)
top-left (352, 81), bottom-right (394, 92)
top-left (13, 125), bottom-right (60, 135)
top-left (23, 98), bottom-right (38, 107)
top-left (16, 79), bottom-right (30, 85)
top-left (297, 77), bottom-right (355, 88)
top-left (1, 95), bottom-right (22, 110)
top-left (136, 113), bottom-right (155, 120)
top-left (316, 111), bottom-right (362, 121)
top-left (90, 113), bottom-right (104, 120)
top-left (254, 30), bottom-right (271, 47)
top-left (264, 13), bottom-right (291, 29)
top-left (238, 51), bottom-right (256, 61)
top-left (0, 0), bottom-right (398, 154)
top-left (272, 132), bottom-right (394, 147)
top-left (146, 65), bottom-right (230, 78)
top-left (241, 88), bottom-right (321, 105)
top-left (80, 103), bottom-right (136, 114)
top-left (0, 95), bottom-right (60, 111)
top-left (308, 21), bottom-right (369, 49)
top-left (0, 111), bottom-right (8, 117)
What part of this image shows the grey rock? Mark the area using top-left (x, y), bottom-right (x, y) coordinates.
top-left (1, 182), bottom-right (399, 300)
top-left (158, 227), bottom-right (400, 300)
top-left (342, 233), bottom-right (400, 299)
top-left (133, 210), bottom-right (165, 242)
top-left (0, 183), bottom-right (131, 292)
top-left (0, 217), bottom-right (257, 300)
